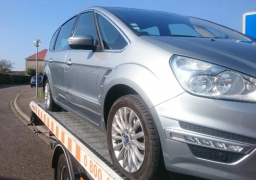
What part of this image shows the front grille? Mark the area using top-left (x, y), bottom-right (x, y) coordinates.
top-left (188, 145), bottom-right (244, 163)
top-left (179, 121), bottom-right (256, 144)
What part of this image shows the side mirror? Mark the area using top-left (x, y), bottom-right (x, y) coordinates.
top-left (68, 35), bottom-right (95, 50)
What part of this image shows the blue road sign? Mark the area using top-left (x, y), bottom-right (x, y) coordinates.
top-left (243, 12), bottom-right (256, 39)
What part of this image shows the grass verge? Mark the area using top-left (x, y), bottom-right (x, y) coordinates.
top-left (40, 90), bottom-right (45, 100)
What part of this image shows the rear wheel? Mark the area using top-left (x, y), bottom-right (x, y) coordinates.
top-left (107, 95), bottom-right (166, 180)
top-left (56, 154), bottom-right (71, 180)
top-left (44, 79), bottom-right (62, 111)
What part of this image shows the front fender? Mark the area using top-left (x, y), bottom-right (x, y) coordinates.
top-left (101, 63), bottom-right (184, 109)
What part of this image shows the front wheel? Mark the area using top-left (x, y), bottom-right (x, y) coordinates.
top-left (107, 95), bottom-right (166, 180)
top-left (44, 79), bottom-right (62, 111)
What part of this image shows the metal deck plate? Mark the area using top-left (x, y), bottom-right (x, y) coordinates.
top-left (37, 103), bottom-right (127, 180)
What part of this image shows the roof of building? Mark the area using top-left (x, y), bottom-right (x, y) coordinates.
top-left (10, 71), bottom-right (26, 75)
top-left (26, 49), bottom-right (48, 60)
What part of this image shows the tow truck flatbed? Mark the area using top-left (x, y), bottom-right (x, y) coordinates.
top-left (30, 101), bottom-right (127, 180)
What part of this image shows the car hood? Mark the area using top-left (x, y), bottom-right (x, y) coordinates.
top-left (141, 36), bottom-right (256, 77)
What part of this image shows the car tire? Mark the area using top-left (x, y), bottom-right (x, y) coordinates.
top-left (56, 153), bottom-right (71, 180)
top-left (107, 95), bottom-right (167, 180)
top-left (44, 79), bottom-right (62, 112)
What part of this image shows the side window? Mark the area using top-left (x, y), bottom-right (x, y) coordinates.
top-left (49, 28), bottom-right (60, 51)
top-left (55, 17), bottom-right (77, 51)
top-left (97, 14), bottom-right (128, 50)
top-left (74, 12), bottom-right (98, 43)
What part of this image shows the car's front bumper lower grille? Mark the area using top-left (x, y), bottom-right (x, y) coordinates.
top-left (188, 144), bottom-right (244, 163)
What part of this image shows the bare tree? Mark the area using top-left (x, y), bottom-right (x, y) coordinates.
top-left (0, 59), bottom-right (14, 73)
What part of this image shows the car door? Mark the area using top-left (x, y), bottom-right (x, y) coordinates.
top-left (64, 11), bottom-right (101, 125)
top-left (49, 16), bottom-right (77, 106)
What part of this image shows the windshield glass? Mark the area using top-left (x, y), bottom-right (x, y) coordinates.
top-left (106, 8), bottom-right (251, 40)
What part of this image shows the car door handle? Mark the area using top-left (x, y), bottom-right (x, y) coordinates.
top-left (66, 59), bottom-right (72, 66)
top-left (49, 58), bottom-right (52, 63)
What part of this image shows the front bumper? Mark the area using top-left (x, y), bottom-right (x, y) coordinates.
top-left (152, 92), bottom-right (256, 180)
top-left (31, 82), bottom-right (43, 86)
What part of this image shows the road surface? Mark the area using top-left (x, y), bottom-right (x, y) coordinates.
top-left (0, 85), bottom-right (53, 180)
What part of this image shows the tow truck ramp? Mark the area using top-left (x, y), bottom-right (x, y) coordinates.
top-left (30, 101), bottom-right (126, 180)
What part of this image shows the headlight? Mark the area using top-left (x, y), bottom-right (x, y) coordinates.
top-left (170, 55), bottom-right (256, 102)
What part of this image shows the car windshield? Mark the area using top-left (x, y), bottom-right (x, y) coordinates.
top-left (106, 8), bottom-right (251, 40)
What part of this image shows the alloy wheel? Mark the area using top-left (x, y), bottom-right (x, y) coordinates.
top-left (111, 107), bottom-right (145, 173)
top-left (45, 83), bottom-right (51, 109)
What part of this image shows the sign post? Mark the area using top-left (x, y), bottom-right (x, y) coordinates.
top-left (33, 39), bottom-right (41, 97)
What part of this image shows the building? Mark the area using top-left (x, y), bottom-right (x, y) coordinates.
top-left (25, 49), bottom-right (47, 74)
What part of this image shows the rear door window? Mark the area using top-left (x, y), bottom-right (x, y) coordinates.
top-left (49, 28), bottom-right (60, 51)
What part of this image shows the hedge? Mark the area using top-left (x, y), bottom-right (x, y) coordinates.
top-left (0, 73), bottom-right (31, 84)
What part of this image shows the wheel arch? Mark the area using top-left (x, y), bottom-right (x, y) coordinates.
top-left (43, 63), bottom-right (51, 92)
top-left (52, 143), bottom-right (75, 179)
top-left (103, 84), bottom-right (137, 128)
top-left (42, 74), bottom-right (48, 91)
top-left (100, 64), bottom-right (162, 129)
top-left (52, 144), bottom-right (65, 169)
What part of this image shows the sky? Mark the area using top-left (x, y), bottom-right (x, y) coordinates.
top-left (1, 0), bottom-right (256, 71)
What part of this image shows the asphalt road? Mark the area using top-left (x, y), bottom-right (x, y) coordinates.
top-left (0, 85), bottom-right (53, 180)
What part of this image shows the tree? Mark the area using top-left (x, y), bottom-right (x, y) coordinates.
top-left (0, 59), bottom-right (14, 73)
top-left (26, 67), bottom-right (36, 76)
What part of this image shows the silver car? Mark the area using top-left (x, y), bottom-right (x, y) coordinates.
top-left (43, 7), bottom-right (256, 180)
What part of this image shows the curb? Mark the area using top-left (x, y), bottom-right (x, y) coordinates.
top-left (14, 90), bottom-right (30, 121)
top-left (12, 89), bottom-right (51, 145)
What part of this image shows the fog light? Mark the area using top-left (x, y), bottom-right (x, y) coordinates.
top-left (228, 145), bottom-right (243, 152)
top-left (171, 132), bottom-right (246, 153)
top-left (199, 139), bottom-right (213, 146)
top-left (213, 142), bottom-right (227, 150)
top-left (184, 136), bottom-right (198, 143)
